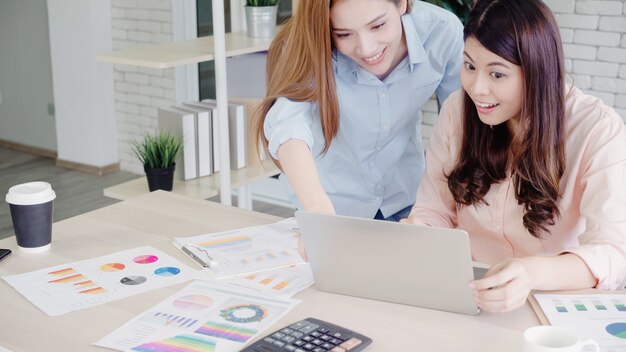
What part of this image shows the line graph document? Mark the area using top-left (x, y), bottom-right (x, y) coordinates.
top-left (173, 218), bottom-right (304, 278)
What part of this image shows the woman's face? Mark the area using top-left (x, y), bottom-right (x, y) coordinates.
top-left (461, 36), bottom-right (524, 127)
top-left (330, 0), bottom-right (408, 80)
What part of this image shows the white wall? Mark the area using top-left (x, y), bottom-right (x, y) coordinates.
top-left (47, 0), bottom-right (118, 167)
top-left (0, 0), bottom-right (56, 151)
top-left (546, 0), bottom-right (626, 122)
top-left (111, 0), bottom-right (177, 174)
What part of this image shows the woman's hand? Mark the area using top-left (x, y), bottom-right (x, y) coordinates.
top-left (468, 258), bottom-right (534, 313)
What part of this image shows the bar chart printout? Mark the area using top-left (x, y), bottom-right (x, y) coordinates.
top-left (533, 294), bottom-right (626, 352)
top-left (94, 280), bottom-right (300, 352)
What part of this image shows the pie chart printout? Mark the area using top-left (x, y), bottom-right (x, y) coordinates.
top-left (154, 267), bottom-right (181, 277)
top-left (173, 295), bottom-right (214, 311)
top-left (100, 263), bottom-right (125, 272)
top-left (120, 276), bottom-right (147, 286)
top-left (134, 255), bottom-right (159, 264)
top-left (605, 322), bottom-right (626, 339)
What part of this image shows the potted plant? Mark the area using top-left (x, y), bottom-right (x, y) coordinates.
top-left (132, 131), bottom-right (182, 192)
top-left (245, 0), bottom-right (280, 38)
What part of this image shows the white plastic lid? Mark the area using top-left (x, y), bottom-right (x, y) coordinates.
top-left (5, 181), bottom-right (56, 205)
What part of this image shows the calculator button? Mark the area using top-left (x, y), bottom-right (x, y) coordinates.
top-left (312, 348), bottom-right (326, 352)
top-left (294, 340), bottom-right (306, 347)
top-left (295, 349), bottom-right (307, 352)
top-left (312, 338), bottom-right (323, 345)
top-left (320, 335), bottom-right (332, 341)
top-left (285, 346), bottom-right (297, 352)
top-left (332, 332), bottom-right (345, 339)
top-left (310, 331), bottom-right (322, 337)
top-left (303, 336), bottom-right (314, 342)
top-left (273, 332), bottom-right (286, 339)
top-left (330, 338), bottom-right (343, 345)
top-left (282, 335), bottom-right (297, 343)
top-left (303, 343), bottom-right (315, 350)
top-left (322, 343), bottom-right (334, 349)
top-left (340, 337), bottom-right (362, 350)
top-left (273, 340), bottom-right (286, 348)
top-left (291, 331), bottom-right (305, 339)
top-left (281, 328), bottom-right (295, 334)
top-left (290, 321), bottom-right (310, 330)
top-left (264, 337), bottom-right (276, 343)
top-left (318, 328), bottom-right (329, 333)
top-left (298, 323), bottom-right (320, 334)
top-left (330, 347), bottom-right (346, 352)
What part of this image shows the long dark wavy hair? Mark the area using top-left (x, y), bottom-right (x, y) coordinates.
top-left (447, 0), bottom-right (566, 237)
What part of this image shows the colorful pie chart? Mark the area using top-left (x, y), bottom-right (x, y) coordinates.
top-left (154, 267), bottom-right (181, 277)
top-left (173, 295), bottom-right (214, 311)
top-left (100, 263), bottom-right (125, 272)
top-left (120, 275), bottom-right (147, 285)
top-left (134, 255), bottom-right (158, 264)
top-left (606, 322), bottom-right (626, 339)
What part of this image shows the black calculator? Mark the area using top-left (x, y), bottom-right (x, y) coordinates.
top-left (241, 317), bottom-right (372, 352)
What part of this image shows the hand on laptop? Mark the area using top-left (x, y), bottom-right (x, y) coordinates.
top-left (468, 258), bottom-right (533, 313)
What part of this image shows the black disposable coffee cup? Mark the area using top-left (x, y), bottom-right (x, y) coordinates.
top-left (5, 182), bottom-right (56, 253)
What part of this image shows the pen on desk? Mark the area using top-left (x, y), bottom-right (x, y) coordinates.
top-left (181, 245), bottom-right (218, 268)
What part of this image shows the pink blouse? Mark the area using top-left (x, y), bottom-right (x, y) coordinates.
top-left (408, 87), bottom-right (626, 290)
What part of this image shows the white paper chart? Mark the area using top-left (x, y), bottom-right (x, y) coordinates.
top-left (219, 264), bottom-right (314, 299)
top-left (94, 280), bottom-right (300, 352)
top-left (2, 246), bottom-right (199, 316)
top-left (173, 218), bottom-right (304, 278)
top-left (533, 293), bottom-right (626, 352)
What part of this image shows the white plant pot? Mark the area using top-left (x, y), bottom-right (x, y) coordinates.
top-left (245, 5), bottom-right (278, 39)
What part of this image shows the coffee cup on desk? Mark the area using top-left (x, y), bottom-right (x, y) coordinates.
top-left (5, 181), bottom-right (56, 253)
top-left (523, 326), bottom-right (600, 352)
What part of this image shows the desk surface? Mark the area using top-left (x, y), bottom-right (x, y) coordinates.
top-left (0, 191), bottom-right (538, 351)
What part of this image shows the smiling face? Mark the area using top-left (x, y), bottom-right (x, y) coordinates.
top-left (461, 36), bottom-right (524, 127)
top-left (330, 0), bottom-right (408, 80)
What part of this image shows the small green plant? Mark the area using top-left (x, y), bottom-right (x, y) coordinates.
top-left (425, 0), bottom-right (473, 24)
top-left (246, 0), bottom-right (280, 6)
top-left (132, 131), bottom-right (182, 169)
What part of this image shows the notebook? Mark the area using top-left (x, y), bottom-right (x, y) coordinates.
top-left (295, 211), bottom-right (485, 315)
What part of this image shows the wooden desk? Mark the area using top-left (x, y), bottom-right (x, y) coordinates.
top-left (0, 191), bottom-right (539, 351)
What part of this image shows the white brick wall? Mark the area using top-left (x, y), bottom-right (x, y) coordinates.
top-left (112, 0), bottom-right (175, 174)
top-left (548, 0), bottom-right (626, 123)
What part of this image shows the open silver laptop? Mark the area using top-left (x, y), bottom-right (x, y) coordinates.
top-left (295, 211), bottom-right (486, 315)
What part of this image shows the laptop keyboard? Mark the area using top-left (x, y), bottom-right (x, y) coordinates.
top-left (240, 317), bottom-right (372, 352)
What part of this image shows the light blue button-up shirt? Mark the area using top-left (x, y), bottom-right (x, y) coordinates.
top-left (264, 2), bottom-right (464, 218)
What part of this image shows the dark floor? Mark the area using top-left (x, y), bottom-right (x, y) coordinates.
top-left (0, 146), bottom-right (294, 241)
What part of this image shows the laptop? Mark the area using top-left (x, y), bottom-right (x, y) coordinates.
top-left (295, 211), bottom-right (486, 315)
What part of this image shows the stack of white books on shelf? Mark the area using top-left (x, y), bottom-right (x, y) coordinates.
top-left (157, 98), bottom-right (267, 180)
top-left (156, 106), bottom-right (198, 180)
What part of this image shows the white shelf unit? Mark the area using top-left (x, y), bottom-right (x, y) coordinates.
top-left (97, 1), bottom-right (301, 207)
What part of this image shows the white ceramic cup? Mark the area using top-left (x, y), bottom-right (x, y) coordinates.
top-left (524, 326), bottom-right (600, 352)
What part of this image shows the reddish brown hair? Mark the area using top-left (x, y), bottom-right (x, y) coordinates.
top-left (253, 0), bottom-right (412, 166)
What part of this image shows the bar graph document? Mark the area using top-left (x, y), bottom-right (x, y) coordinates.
top-left (533, 293), bottom-right (626, 352)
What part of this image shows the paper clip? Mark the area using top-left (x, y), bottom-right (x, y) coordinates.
top-left (182, 244), bottom-right (219, 268)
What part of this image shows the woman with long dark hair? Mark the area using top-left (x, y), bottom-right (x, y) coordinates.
top-left (405, 0), bottom-right (626, 312)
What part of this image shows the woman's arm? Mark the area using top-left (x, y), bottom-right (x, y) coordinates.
top-left (277, 139), bottom-right (335, 214)
top-left (469, 254), bottom-right (597, 313)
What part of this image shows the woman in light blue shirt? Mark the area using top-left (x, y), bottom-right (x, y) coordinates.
top-left (253, 0), bottom-right (463, 220)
